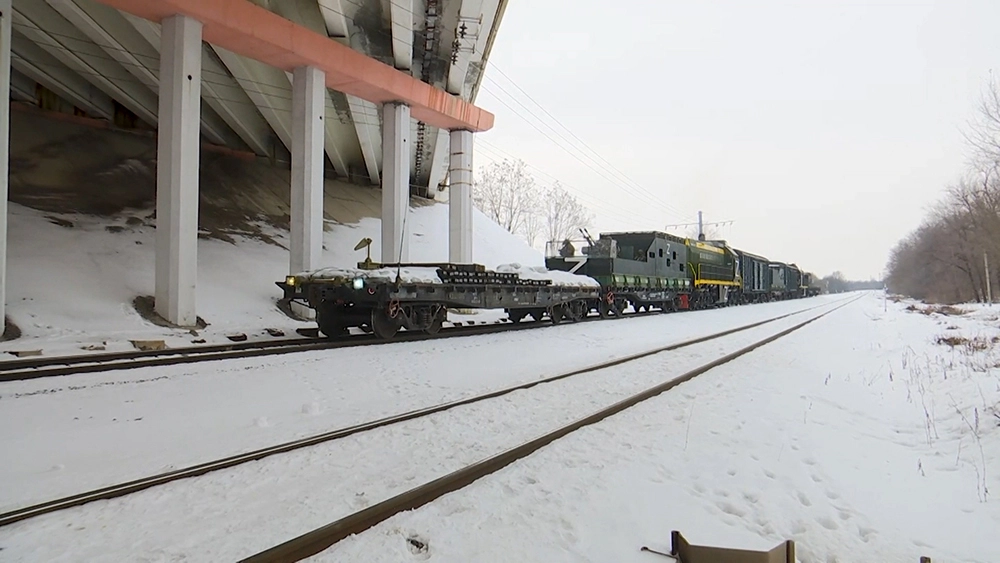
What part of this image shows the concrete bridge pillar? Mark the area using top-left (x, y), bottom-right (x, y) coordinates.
top-left (289, 65), bottom-right (325, 275)
top-left (155, 14), bottom-right (202, 327)
top-left (381, 102), bottom-right (410, 264)
top-left (0, 0), bottom-right (9, 332)
top-left (448, 129), bottom-right (474, 264)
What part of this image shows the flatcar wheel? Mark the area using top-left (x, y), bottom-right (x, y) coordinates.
top-left (424, 309), bottom-right (445, 335)
top-left (613, 299), bottom-right (627, 317)
top-left (371, 308), bottom-right (401, 340)
top-left (598, 300), bottom-right (612, 318)
top-left (548, 304), bottom-right (564, 325)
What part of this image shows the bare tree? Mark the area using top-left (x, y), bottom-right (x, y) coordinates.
top-left (520, 201), bottom-right (544, 248)
top-left (472, 159), bottom-right (537, 236)
top-left (543, 182), bottom-right (593, 244)
top-left (888, 75), bottom-right (1000, 303)
top-left (966, 74), bottom-right (1000, 167)
top-left (887, 171), bottom-right (1000, 303)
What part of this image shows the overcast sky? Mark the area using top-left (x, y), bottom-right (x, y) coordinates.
top-left (472, 0), bottom-right (1000, 280)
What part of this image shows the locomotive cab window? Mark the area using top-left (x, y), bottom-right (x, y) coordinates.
top-left (672, 251), bottom-right (677, 260)
top-left (649, 252), bottom-right (655, 259)
top-left (659, 248), bottom-right (664, 257)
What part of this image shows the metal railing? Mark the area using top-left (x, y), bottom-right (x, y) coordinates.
top-left (544, 238), bottom-right (615, 259)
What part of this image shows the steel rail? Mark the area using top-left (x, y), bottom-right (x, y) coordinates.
top-left (0, 335), bottom-right (319, 371)
top-left (0, 300), bottom-right (821, 382)
top-left (0, 322), bottom-right (538, 382)
top-left (0, 299), bottom-right (840, 528)
top-left (240, 295), bottom-right (860, 562)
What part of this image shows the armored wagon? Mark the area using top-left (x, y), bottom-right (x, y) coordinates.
top-left (545, 231), bottom-right (691, 314)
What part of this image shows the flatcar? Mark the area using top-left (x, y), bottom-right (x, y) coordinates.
top-left (278, 262), bottom-right (601, 338)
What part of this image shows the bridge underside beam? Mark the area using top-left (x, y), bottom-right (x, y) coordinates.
top-left (92, 0), bottom-right (494, 132)
top-left (121, 12), bottom-right (273, 156)
top-left (9, 33), bottom-right (115, 119)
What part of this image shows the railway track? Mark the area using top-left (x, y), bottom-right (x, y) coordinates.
top-left (0, 299), bottom-right (822, 382)
top-left (240, 295), bottom-right (860, 562)
top-left (0, 313), bottom-right (593, 382)
top-left (0, 299), bottom-right (839, 529)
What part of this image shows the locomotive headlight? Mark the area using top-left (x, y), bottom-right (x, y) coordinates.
top-left (285, 275), bottom-right (296, 286)
top-left (352, 277), bottom-right (365, 290)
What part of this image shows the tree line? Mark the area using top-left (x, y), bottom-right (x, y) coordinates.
top-left (820, 272), bottom-right (883, 294)
top-left (886, 77), bottom-right (1000, 304)
top-left (472, 158), bottom-right (594, 251)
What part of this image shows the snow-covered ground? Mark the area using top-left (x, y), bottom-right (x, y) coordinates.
top-left (0, 296), bottom-right (834, 511)
top-left (0, 201), bottom-right (544, 356)
top-left (2, 293), bottom-right (997, 562)
top-left (0, 297), bottom-right (844, 561)
top-left (316, 292), bottom-right (1000, 563)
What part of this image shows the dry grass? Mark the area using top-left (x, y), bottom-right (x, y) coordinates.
top-left (934, 334), bottom-right (1000, 353)
top-left (907, 303), bottom-right (969, 316)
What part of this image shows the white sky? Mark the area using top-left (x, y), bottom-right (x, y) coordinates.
top-left (472, 0), bottom-right (1000, 280)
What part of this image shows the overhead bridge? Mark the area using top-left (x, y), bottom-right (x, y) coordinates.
top-left (0, 0), bottom-right (506, 328)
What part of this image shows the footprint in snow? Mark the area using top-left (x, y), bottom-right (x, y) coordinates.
top-left (817, 516), bottom-right (839, 530)
top-left (716, 500), bottom-right (747, 518)
top-left (857, 526), bottom-right (876, 543)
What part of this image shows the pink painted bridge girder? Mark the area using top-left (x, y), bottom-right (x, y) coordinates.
top-left (92, 0), bottom-right (495, 132)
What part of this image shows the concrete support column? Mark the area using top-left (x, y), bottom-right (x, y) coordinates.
top-left (448, 129), bottom-right (474, 263)
top-left (155, 15), bottom-right (202, 326)
top-left (381, 102), bottom-right (410, 264)
top-left (289, 66), bottom-right (325, 274)
top-left (0, 0), bottom-right (10, 332)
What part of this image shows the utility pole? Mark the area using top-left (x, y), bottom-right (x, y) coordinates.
top-left (665, 211), bottom-right (734, 241)
top-left (986, 251), bottom-right (993, 306)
